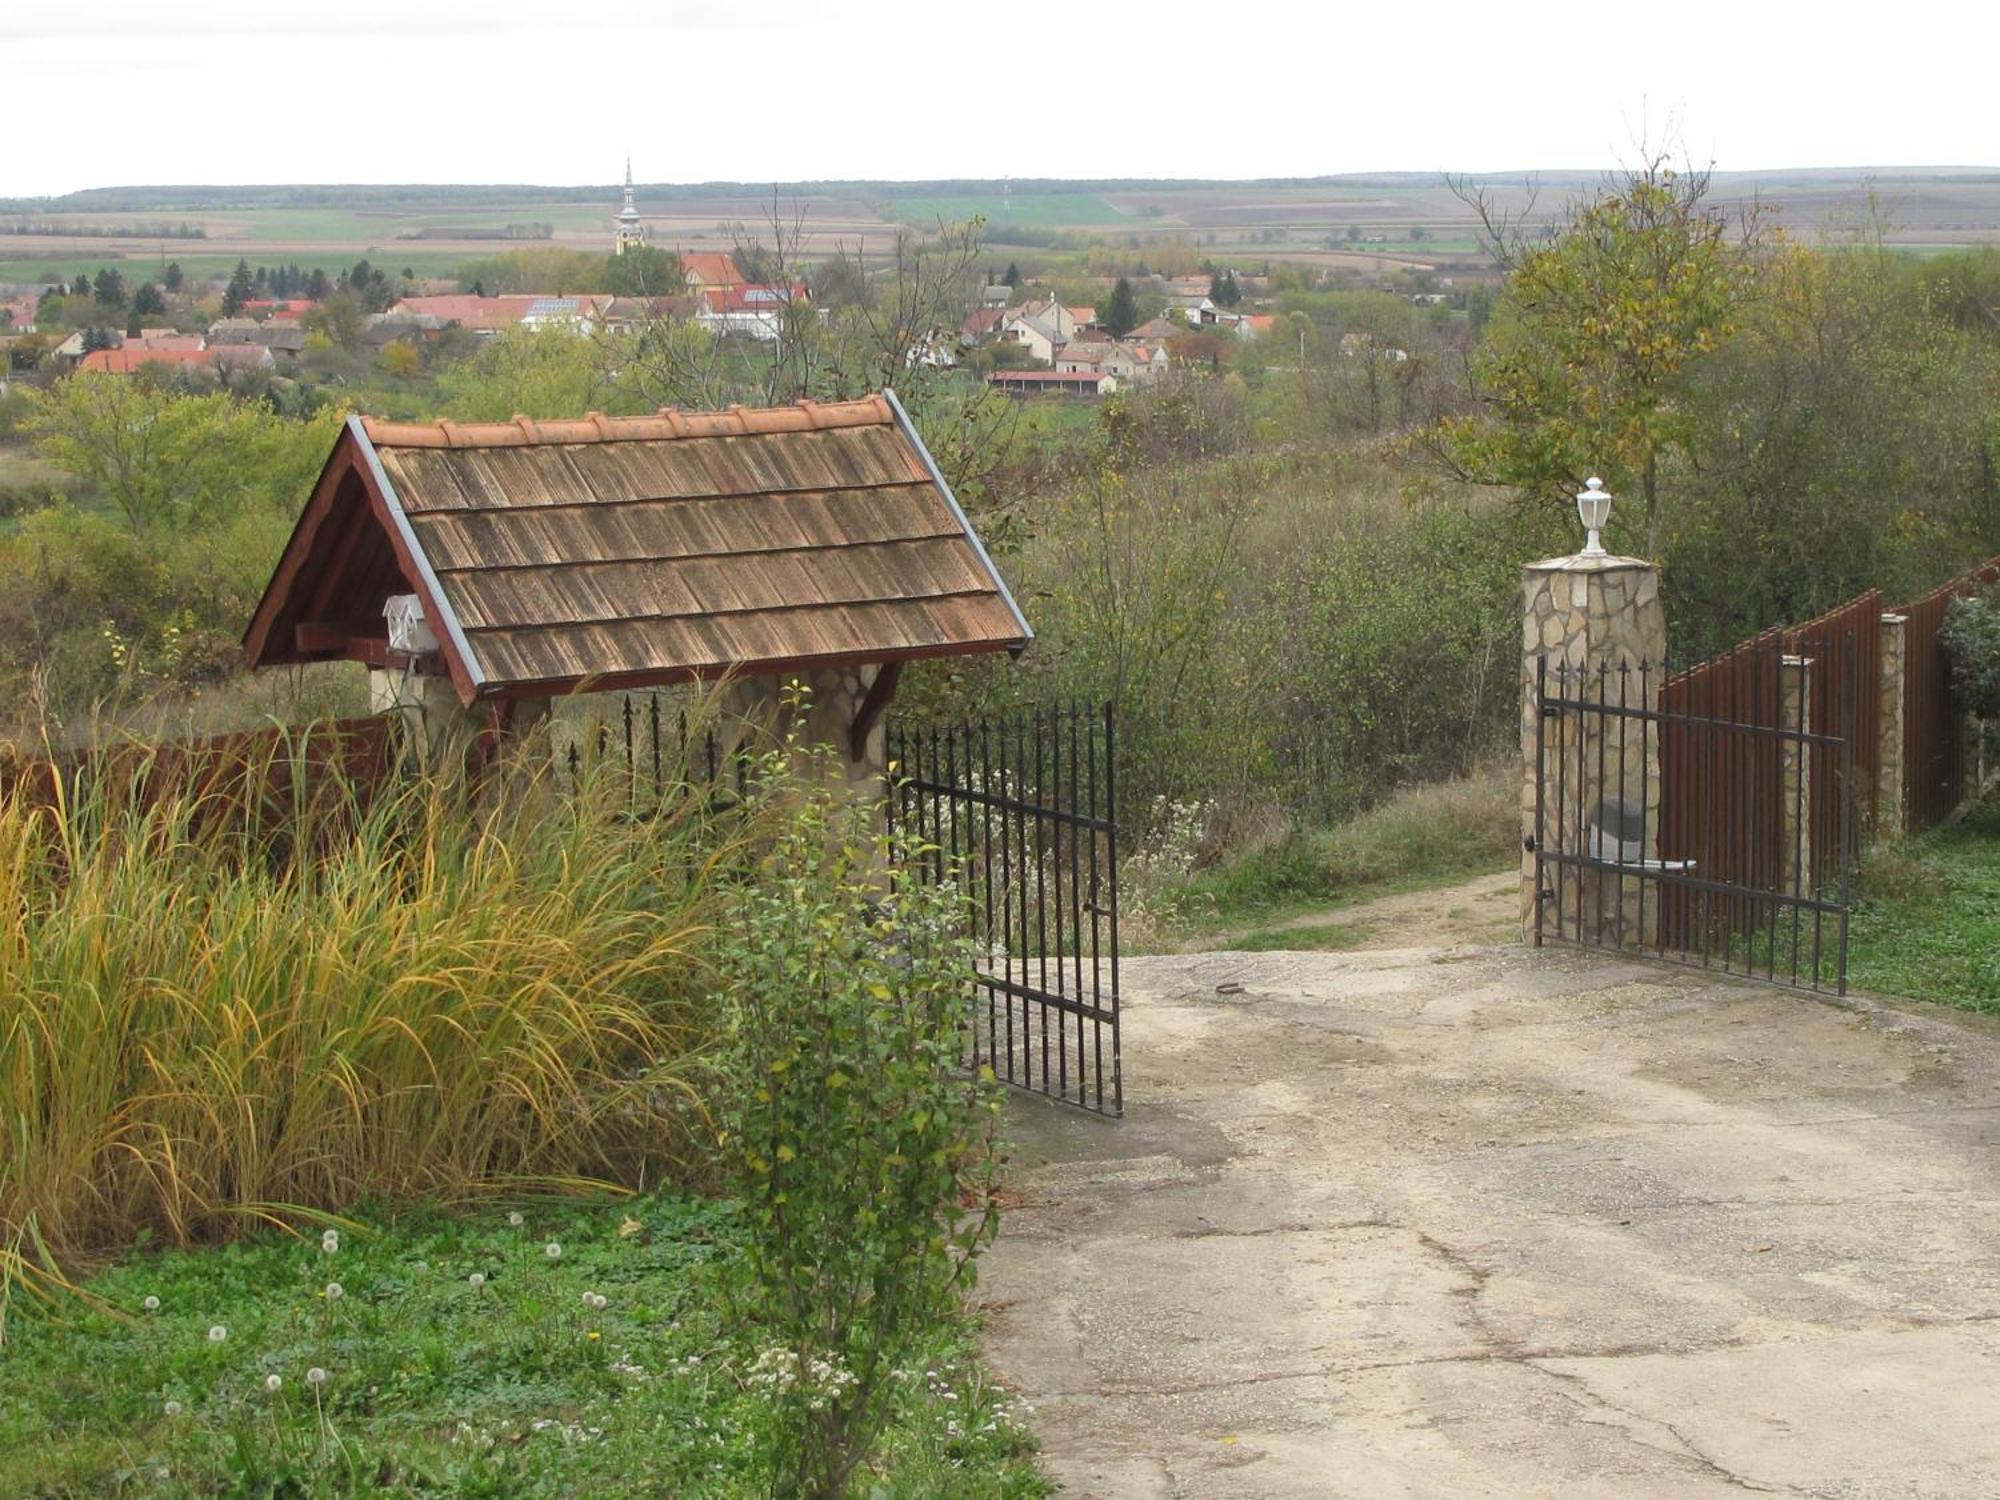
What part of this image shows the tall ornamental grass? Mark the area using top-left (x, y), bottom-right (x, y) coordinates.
top-left (0, 727), bottom-right (732, 1299)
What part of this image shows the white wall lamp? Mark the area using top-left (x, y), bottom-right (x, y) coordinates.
top-left (1577, 476), bottom-right (1612, 557)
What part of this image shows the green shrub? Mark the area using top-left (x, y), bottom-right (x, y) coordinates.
top-left (712, 733), bottom-right (1000, 1499)
top-left (1941, 584), bottom-right (2000, 723)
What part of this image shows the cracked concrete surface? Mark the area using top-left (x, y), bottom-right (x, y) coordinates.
top-left (979, 941), bottom-right (2000, 1497)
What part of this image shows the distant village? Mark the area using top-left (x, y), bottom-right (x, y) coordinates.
top-left (1, 167), bottom-right (1444, 401)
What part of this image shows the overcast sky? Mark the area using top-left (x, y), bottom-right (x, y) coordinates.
top-left (5, 0), bottom-right (1993, 196)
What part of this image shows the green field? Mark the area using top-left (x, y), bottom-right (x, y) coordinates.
top-left (226, 204), bottom-right (612, 241)
top-left (892, 194), bottom-right (1125, 227)
top-left (0, 249), bottom-right (475, 286)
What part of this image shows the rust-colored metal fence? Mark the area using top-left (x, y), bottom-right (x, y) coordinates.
top-left (1898, 555), bottom-right (2000, 831)
top-left (1659, 591), bottom-right (1880, 900)
top-left (1785, 591), bottom-right (1882, 847)
top-left (1537, 654), bottom-right (1850, 993)
top-left (3, 716), bottom-right (403, 852)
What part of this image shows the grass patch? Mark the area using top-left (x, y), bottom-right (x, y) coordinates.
top-left (1193, 768), bottom-right (1517, 921)
top-left (1121, 768), bottom-right (1519, 951)
top-left (0, 1191), bottom-right (1044, 1498)
top-left (1846, 794), bottom-right (2000, 1009)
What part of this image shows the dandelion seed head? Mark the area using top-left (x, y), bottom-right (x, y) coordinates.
top-left (207, 1325), bottom-right (227, 1343)
top-left (264, 1374), bottom-right (283, 1393)
top-left (508, 1212), bottom-right (525, 1228)
top-left (323, 1282), bottom-right (344, 1300)
top-left (468, 1272), bottom-right (486, 1289)
top-left (142, 1295), bottom-right (160, 1311)
top-left (307, 1367), bottom-right (328, 1386)
top-left (544, 1242), bottom-right (562, 1260)
top-left (163, 1399), bottom-right (182, 1416)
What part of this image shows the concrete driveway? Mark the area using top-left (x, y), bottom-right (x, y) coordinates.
top-left (980, 938), bottom-right (2000, 1498)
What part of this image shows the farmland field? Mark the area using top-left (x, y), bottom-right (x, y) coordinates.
top-left (891, 193), bottom-right (1127, 227)
top-left (3, 172), bottom-right (1997, 293)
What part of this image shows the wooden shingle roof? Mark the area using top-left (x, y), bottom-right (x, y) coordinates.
top-left (243, 392), bottom-right (1030, 704)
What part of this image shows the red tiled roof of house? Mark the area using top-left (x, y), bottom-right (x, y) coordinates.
top-left (680, 252), bottom-right (745, 287)
top-left (392, 295), bottom-right (540, 331)
top-left (699, 283), bottom-right (806, 314)
top-left (79, 347), bottom-right (218, 373)
top-left (960, 308), bottom-right (1005, 339)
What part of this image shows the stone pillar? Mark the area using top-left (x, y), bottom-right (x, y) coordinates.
top-left (1521, 554), bottom-right (1666, 945)
top-left (367, 662), bottom-right (464, 760)
top-left (723, 665), bottom-right (894, 802)
top-left (1778, 656), bottom-right (1813, 897)
top-left (1877, 613), bottom-right (1908, 840)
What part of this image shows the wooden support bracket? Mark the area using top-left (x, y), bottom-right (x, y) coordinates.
top-left (849, 660), bottom-right (903, 760)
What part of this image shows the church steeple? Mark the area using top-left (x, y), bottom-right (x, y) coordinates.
top-left (615, 157), bottom-right (646, 255)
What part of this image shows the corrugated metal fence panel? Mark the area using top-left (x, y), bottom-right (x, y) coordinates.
top-left (3, 717), bottom-right (402, 851)
top-left (1897, 555), bottom-right (2000, 831)
top-left (1658, 630), bottom-right (1788, 949)
top-left (1786, 591), bottom-right (1880, 862)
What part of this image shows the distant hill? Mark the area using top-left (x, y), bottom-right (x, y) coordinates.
top-left (4, 168), bottom-right (1997, 216)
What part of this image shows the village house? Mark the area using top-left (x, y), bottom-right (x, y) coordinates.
top-left (360, 311), bottom-right (447, 348)
top-left (209, 317), bottom-right (310, 355)
top-left (997, 297), bottom-right (1077, 364)
top-left (1168, 292), bottom-right (1217, 326)
top-left (680, 252), bottom-right (747, 295)
top-left (695, 283), bottom-right (807, 341)
top-left (1055, 339), bottom-right (1167, 385)
top-left (391, 294), bottom-right (539, 336)
top-left (959, 307), bottom-right (1006, 343)
top-left (77, 344), bottom-right (273, 376)
top-left (241, 297), bottom-right (315, 320)
top-left (1128, 315), bottom-right (1182, 344)
top-left (389, 293), bottom-right (607, 336)
top-left (599, 295), bottom-right (695, 334)
top-left (986, 368), bottom-right (1118, 398)
top-left (980, 284), bottom-right (1011, 309)
top-left (1, 293), bottom-right (38, 331)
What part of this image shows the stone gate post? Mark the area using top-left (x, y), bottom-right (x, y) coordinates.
top-left (1521, 481), bottom-right (1667, 945)
top-left (1877, 612), bottom-right (1908, 839)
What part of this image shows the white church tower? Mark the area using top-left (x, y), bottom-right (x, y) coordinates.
top-left (614, 158), bottom-right (646, 256)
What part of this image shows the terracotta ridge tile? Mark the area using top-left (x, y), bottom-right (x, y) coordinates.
top-left (359, 394), bottom-right (892, 450)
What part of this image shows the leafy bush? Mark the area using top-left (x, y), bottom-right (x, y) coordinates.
top-left (712, 733), bottom-right (1000, 1499)
top-left (1941, 584), bottom-right (2000, 723)
top-left (0, 727), bottom-right (732, 1289)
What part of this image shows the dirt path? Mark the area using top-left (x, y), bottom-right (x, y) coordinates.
top-left (1209, 868), bottom-right (1519, 951)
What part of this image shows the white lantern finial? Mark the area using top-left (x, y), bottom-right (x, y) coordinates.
top-left (1577, 477), bottom-right (1611, 557)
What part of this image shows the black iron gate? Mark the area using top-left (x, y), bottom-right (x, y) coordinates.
top-left (889, 704), bottom-right (1123, 1116)
top-left (1532, 656), bottom-right (1853, 993)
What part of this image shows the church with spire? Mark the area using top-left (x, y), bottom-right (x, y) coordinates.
top-left (614, 159), bottom-right (646, 255)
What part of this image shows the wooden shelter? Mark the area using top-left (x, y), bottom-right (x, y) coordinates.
top-left (244, 392), bottom-right (1030, 749)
